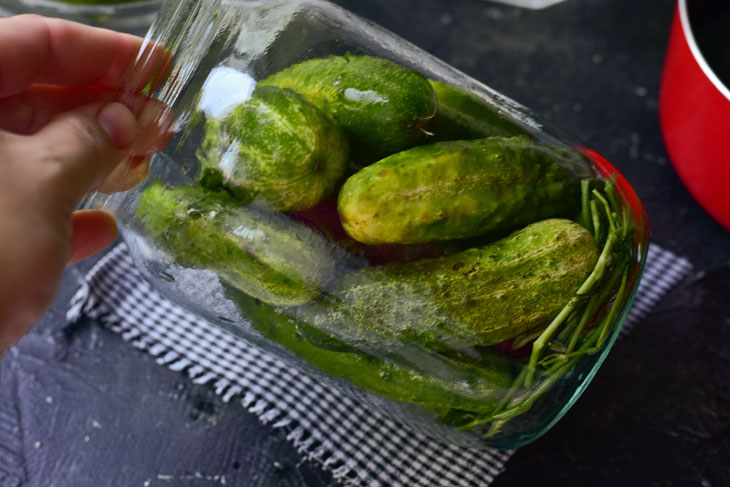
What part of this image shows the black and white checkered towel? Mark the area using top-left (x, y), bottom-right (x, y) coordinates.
top-left (66, 243), bottom-right (692, 487)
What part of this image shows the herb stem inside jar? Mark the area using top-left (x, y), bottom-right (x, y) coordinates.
top-left (458, 177), bottom-right (636, 437)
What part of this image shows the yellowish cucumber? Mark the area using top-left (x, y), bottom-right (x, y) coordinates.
top-left (339, 137), bottom-right (581, 245)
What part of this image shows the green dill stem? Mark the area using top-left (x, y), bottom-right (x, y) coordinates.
top-left (483, 419), bottom-right (508, 438)
top-left (555, 270), bottom-right (630, 359)
top-left (565, 251), bottom-right (627, 355)
top-left (459, 368), bottom-right (531, 430)
top-left (592, 189), bottom-right (616, 233)
top-left (565, 294), bottom-right (602, 353)
top-left (590, 199), bottom-right (602, 242)
top-left (488, 358), bottom-right (578, 423)
top-left (524, 247), bottom-right (613, 385)
top-left (577, 232), bottom-right (617, 296)
top-left (555, 312), bottom-right (581, 344)
top-left (555, 327), bottom-right (603, 360)
top-left (561, 326), bottom-right (603, 358)
top-left (598, 273), bottom-right (628, 341)
top-left (512, 329), bottom-right (547, 349)
top-left (490, 176), bottom-right (634, 426)
top-left (495, 367), bottom-right (529, 411)
top-left (621, 206), bottom-right (631, 239)
top-left (525, 206), bottom-right (617, 387)
top-left (581, 180), bottom-right (594, 233)
top-left (604, 178), bottom-right (620, 217)
top-left (537, 354), bottom-right (563, 368)
top-left (588, 271), bottom-right (629, 353)
top-left (524, 296), bottom-right (581, 387)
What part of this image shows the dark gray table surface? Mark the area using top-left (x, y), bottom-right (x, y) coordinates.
top-left (2, 0), bottom-right (730, 486)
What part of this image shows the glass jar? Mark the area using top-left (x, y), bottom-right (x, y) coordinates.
top-left (485, 0), bottom-right (568, 9)
top-left (86, 0), bottom-right (649, 449)
top-left (0, 0), bottom-right (162, 31)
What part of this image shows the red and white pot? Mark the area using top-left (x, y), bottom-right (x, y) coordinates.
top-left (659, 0), bottom-right (730, 231)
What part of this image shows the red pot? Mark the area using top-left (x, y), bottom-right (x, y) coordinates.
top-left (659, 0), bottom-right (730, 231)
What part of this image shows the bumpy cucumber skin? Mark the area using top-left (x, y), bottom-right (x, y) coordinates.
top-left (224, 284), bottom-right (512, 414)
top-left (200, 86), bottom-right (348, 212)
top-left (137, 182), bottom-right (336, 306)
top-left (260, 54), bottom-right (437, 161)
top-left (301, 219), bottom-right (598, 349)
top-left (429, 80), bottom-right (531, 141)
top-left (338, 137), bottom-right (580, 245)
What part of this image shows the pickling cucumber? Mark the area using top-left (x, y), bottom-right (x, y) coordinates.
top-left (224, 283), bottom-right (514, 414)
top-left (298, 218), bottom-right (599, 349)
top-left (338, 137), bottom-right (581, 245)
top-left (260, 54), bottom-right (437, 162)
top-left (137, 182), bottom-right (339, 307)
top-left (199, 86), bottom-right (348, 212)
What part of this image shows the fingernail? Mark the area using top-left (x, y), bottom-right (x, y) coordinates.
top-left (97, 102), bottom-right (138, 150)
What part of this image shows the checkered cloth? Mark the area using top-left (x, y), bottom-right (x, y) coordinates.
top-left (67, 242), bottom-right (691, 487)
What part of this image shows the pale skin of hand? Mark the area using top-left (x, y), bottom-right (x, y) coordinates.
top-left (0, 15), bottom-right (171, 355)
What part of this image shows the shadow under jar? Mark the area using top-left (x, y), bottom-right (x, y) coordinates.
top-left (86, 0), bottom-right (649, 449)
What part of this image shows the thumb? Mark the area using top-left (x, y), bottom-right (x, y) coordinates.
top-left (25, 102), bottom-right (138, 212)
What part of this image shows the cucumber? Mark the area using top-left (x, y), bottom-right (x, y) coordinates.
top-left (137, 182), bottom-right (339, 307)
top-left (298, 219), bottom-right (599, 349)
top-left (260, 54), bottom-right (437, 162)
top-left (338, 137), bottom-right (581, 245)
top-left (199, 86), bottom-right (348, 212)
top-left (224, 283), bottom-right (514, 414)
top-left (429, 80), bottom-right (531, 141)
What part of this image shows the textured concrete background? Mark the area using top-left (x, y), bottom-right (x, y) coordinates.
top-left (1, 1), bottom-right (729, 486)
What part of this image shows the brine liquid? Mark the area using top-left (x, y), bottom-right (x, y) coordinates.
top-left (689, 0), bottom-right (730, 88)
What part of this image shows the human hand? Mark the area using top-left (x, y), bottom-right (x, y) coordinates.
top-left (0, 15), bottom-right (171, 354)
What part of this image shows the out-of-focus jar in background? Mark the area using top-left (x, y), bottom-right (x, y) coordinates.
top-left (486, 0), bottom-right (568, 9)
top-left (0, 0), bottom-right (162, 31)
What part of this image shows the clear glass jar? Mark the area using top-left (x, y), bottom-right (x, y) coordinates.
top-left (486, 0), bottom-right (568, 9)
top-left (0, 0), bottom-right (162, 31)
top-left (86, 0), bottom-right (649, 449)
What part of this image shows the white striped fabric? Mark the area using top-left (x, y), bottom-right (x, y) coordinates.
top-left (67, 243), bottom-right (692, 487)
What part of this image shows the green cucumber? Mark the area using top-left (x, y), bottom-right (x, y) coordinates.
top-left (200, 86), bottom-right (348, 212)
top-left (299, 219), bottom-right (599, 349)
top-left (429, 80), bottom-right (531, 141)
top-left (224, 284), bottom-right (513, 414)
top-left (137, 182), bottom-right (338, 306)
top-left (260, 54), bottom-right (436, 162)
top-left (338, 137), bottom-right (581, 245)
